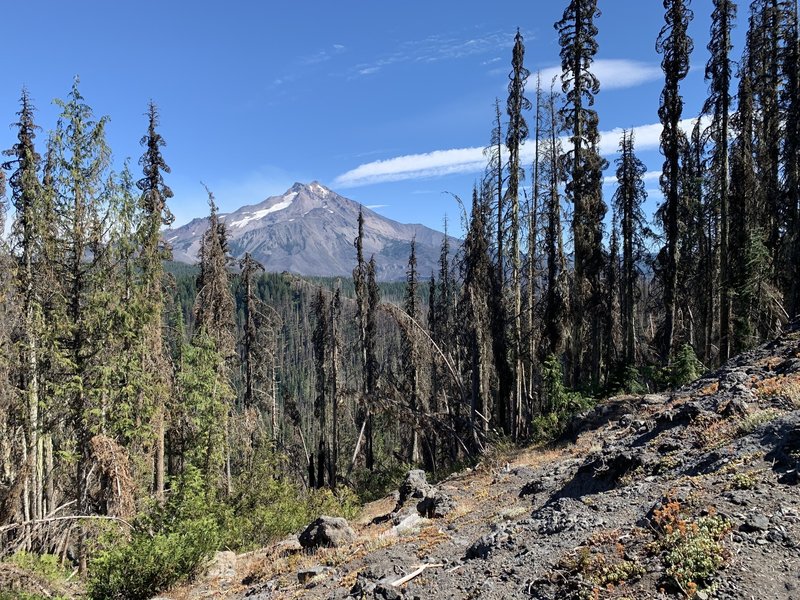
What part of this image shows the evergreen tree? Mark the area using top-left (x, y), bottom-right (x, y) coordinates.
top-left (780, 1), bottom-right (800, 318)
top-left (656, 0), bottom-right (694, 361)
top-left (195, 187), bottom-right (235, 358)
top-left (136, 101), bottom-right (174, 499)
top-left (747, 0), bottom-right (783, 264)
top-left (50, 79), bottom-right (113, 572)
top-left (505, 29), bottom-right (532, 439)
top-left (2, 89), bottom-right (45, 520)
top-left (605, 213), bottom-right (622, 379)
top-left (703, 0), bottom-right (737, 361)
top-left (729, 45), bottom-right (766, 350)
top-left (484, 99), bottom-right (506, 289)
top-left (612, 131), bottom-right (649, 366)
top-left (351, 208), bottom-right (373, 470)
top-left (239, 253), bottom-right (265, 408)
top-left (192, 187), bottom-right (236, 495)
top-left (526, 73), bottom-right (543, 396)
top-left (402, 238), bottom-right (423, 464)
top-left (555, 0), bottom-right (608, 385)
top-left (542, 85), bottom-right (569, 359)
top-left (328, 284), bottom-right (341, 488)
top-left (365, 256), bottom-right (380, 470)
top-left (459, 188), bottom-right (494, 445)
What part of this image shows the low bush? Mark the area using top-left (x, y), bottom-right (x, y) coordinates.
top-left (87, 467), bottom-right (220, 600)
top-left (221, 445), bottom-right (359, 549)
top-left (651, 500), bottom-right (730, 596)
top-left (532, 355), bottom-right (594, 440)
top-left (666, 344), bottom-right (704, 388)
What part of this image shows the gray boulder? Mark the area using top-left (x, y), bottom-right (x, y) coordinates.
top-left (298, 516), bottom-right (356, 549)
top-left (417, 490), bottom-right (455, 518)
top-left (396, 469), bottom-right (432, 508)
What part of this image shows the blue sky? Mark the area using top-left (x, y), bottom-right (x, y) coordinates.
top-left (1, 1), bottom-right (747, 235)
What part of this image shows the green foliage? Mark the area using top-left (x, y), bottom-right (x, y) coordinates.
top-left (0, 593), bottom-right (68, 600)
top-left (532, 355), bottom-right (594, 440)
top-left (569, 546), bottom-right (645, 595)
top-left (666, 344), bottom-right (704, 388)
top-left (87, 468), bottom-right (220, 600)
top-left (351, 460), bottom-right (413, 504)
top-left (175, 332), bottom-right (233, 495)
top-left (6, 552), bottom-right (70, 585)
top-left (221, 446), bottom-right (359, 550)
top-left (731, 471), bottom-right (758, 490)
top-left (651, 501), bottom-right (731, 595)
top-left (606, 363), bottom-right (647, 395)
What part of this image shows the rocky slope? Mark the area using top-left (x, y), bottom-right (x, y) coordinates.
top-left (172, 326), bottom-right (800, 600)
top-left (165, 182), bottom-right (451, 281)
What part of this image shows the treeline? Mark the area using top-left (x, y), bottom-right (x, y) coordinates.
top-left (402, 0), bottom-right (800, 451)
top-left (0, 80), bottom-right (368, 596)
top-left (304, 0), bottom-right (800, 485)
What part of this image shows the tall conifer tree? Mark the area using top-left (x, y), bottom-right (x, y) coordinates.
top-left (656, 0), bottom-right (694, 361)
top-left (555, 0), bottom-right (607, 385)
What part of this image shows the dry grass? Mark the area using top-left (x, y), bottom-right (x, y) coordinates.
top-left (414, 526), bottom-right (450, 558)
top-left (754, 373), bottom-right (800, 406)
top-left (694, 407), bottom-right (782, 449)
top-left (353, 494), bottom-right (397, 526)
top-left (509, 446), bottom-right (566, 469)
top-left (698, 381), bottom-right (720, 396)
top-left (755, 356), bottom-right (785, 370)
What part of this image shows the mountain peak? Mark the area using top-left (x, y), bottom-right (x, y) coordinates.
top-left (290, 180), bottom-right (333, 198)
top-left (166, 182), bottom-right (451, 280)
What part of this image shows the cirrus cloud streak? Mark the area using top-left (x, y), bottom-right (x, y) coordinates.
top-left (334, 117), bottom-right (709, 188)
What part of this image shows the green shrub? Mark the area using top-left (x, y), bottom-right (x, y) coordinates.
top-left (667, 344), bottom-right (704, 388)
top-left (0, 552), bottom-right (71, 600)
top-left (651, 501), bottom-right (731, 595)
top-left (221, 445), bottom-right (360, 550)
top-left (532, 354), bottom-right (594, 440)
top-left (606, 363), bottom-right (647, 396)
top-left (7, 551), bottom-right (71, 584)
top-left (87, 467), bottom-right (220, 600)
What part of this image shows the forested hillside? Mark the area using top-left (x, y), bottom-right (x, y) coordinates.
top-left (1, 1), bottom-right (799, 598)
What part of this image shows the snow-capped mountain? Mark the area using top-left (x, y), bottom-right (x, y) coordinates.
top-left (164, 181), bottom-right (453, 281)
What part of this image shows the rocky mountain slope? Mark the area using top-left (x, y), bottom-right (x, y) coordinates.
top-left (165, 182), bottom-right (451, 281)
top-left (168, 325), bottom-right (800, 600)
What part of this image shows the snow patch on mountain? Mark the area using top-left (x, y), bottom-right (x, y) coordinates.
top-left (230, 192), bottom-right (297, 228)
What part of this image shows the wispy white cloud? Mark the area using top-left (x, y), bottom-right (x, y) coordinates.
top-left (299, 44), bottom-right (347, 66)
top-left (270, 44), bottom-right (347, 88)
top-left (334, 117), bottom-right (710, 188)
top-left (366, 204), bottom-right (390, 209)
top-left (598, 115), bottom-right (711, 155)
top-left (334, 147), bottom-right (487, 187)
top-left (348, 29), bottom-right (515, 78)
top-left (538, 59), bottom-right (661, 91)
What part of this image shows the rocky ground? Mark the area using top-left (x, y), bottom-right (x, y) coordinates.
top-left (4, 326), bottom-right (770, 599)
top-left (162, 326), bottom-right (800, 600)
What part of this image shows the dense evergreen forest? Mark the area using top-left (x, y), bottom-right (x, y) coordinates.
top-left (0, 0), bottom-right (799, 597)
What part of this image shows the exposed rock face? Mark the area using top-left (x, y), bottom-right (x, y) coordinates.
top-left (298, 516), bottom-right (356, 549)
top-left (165, 181), bottom-right (456, 281)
